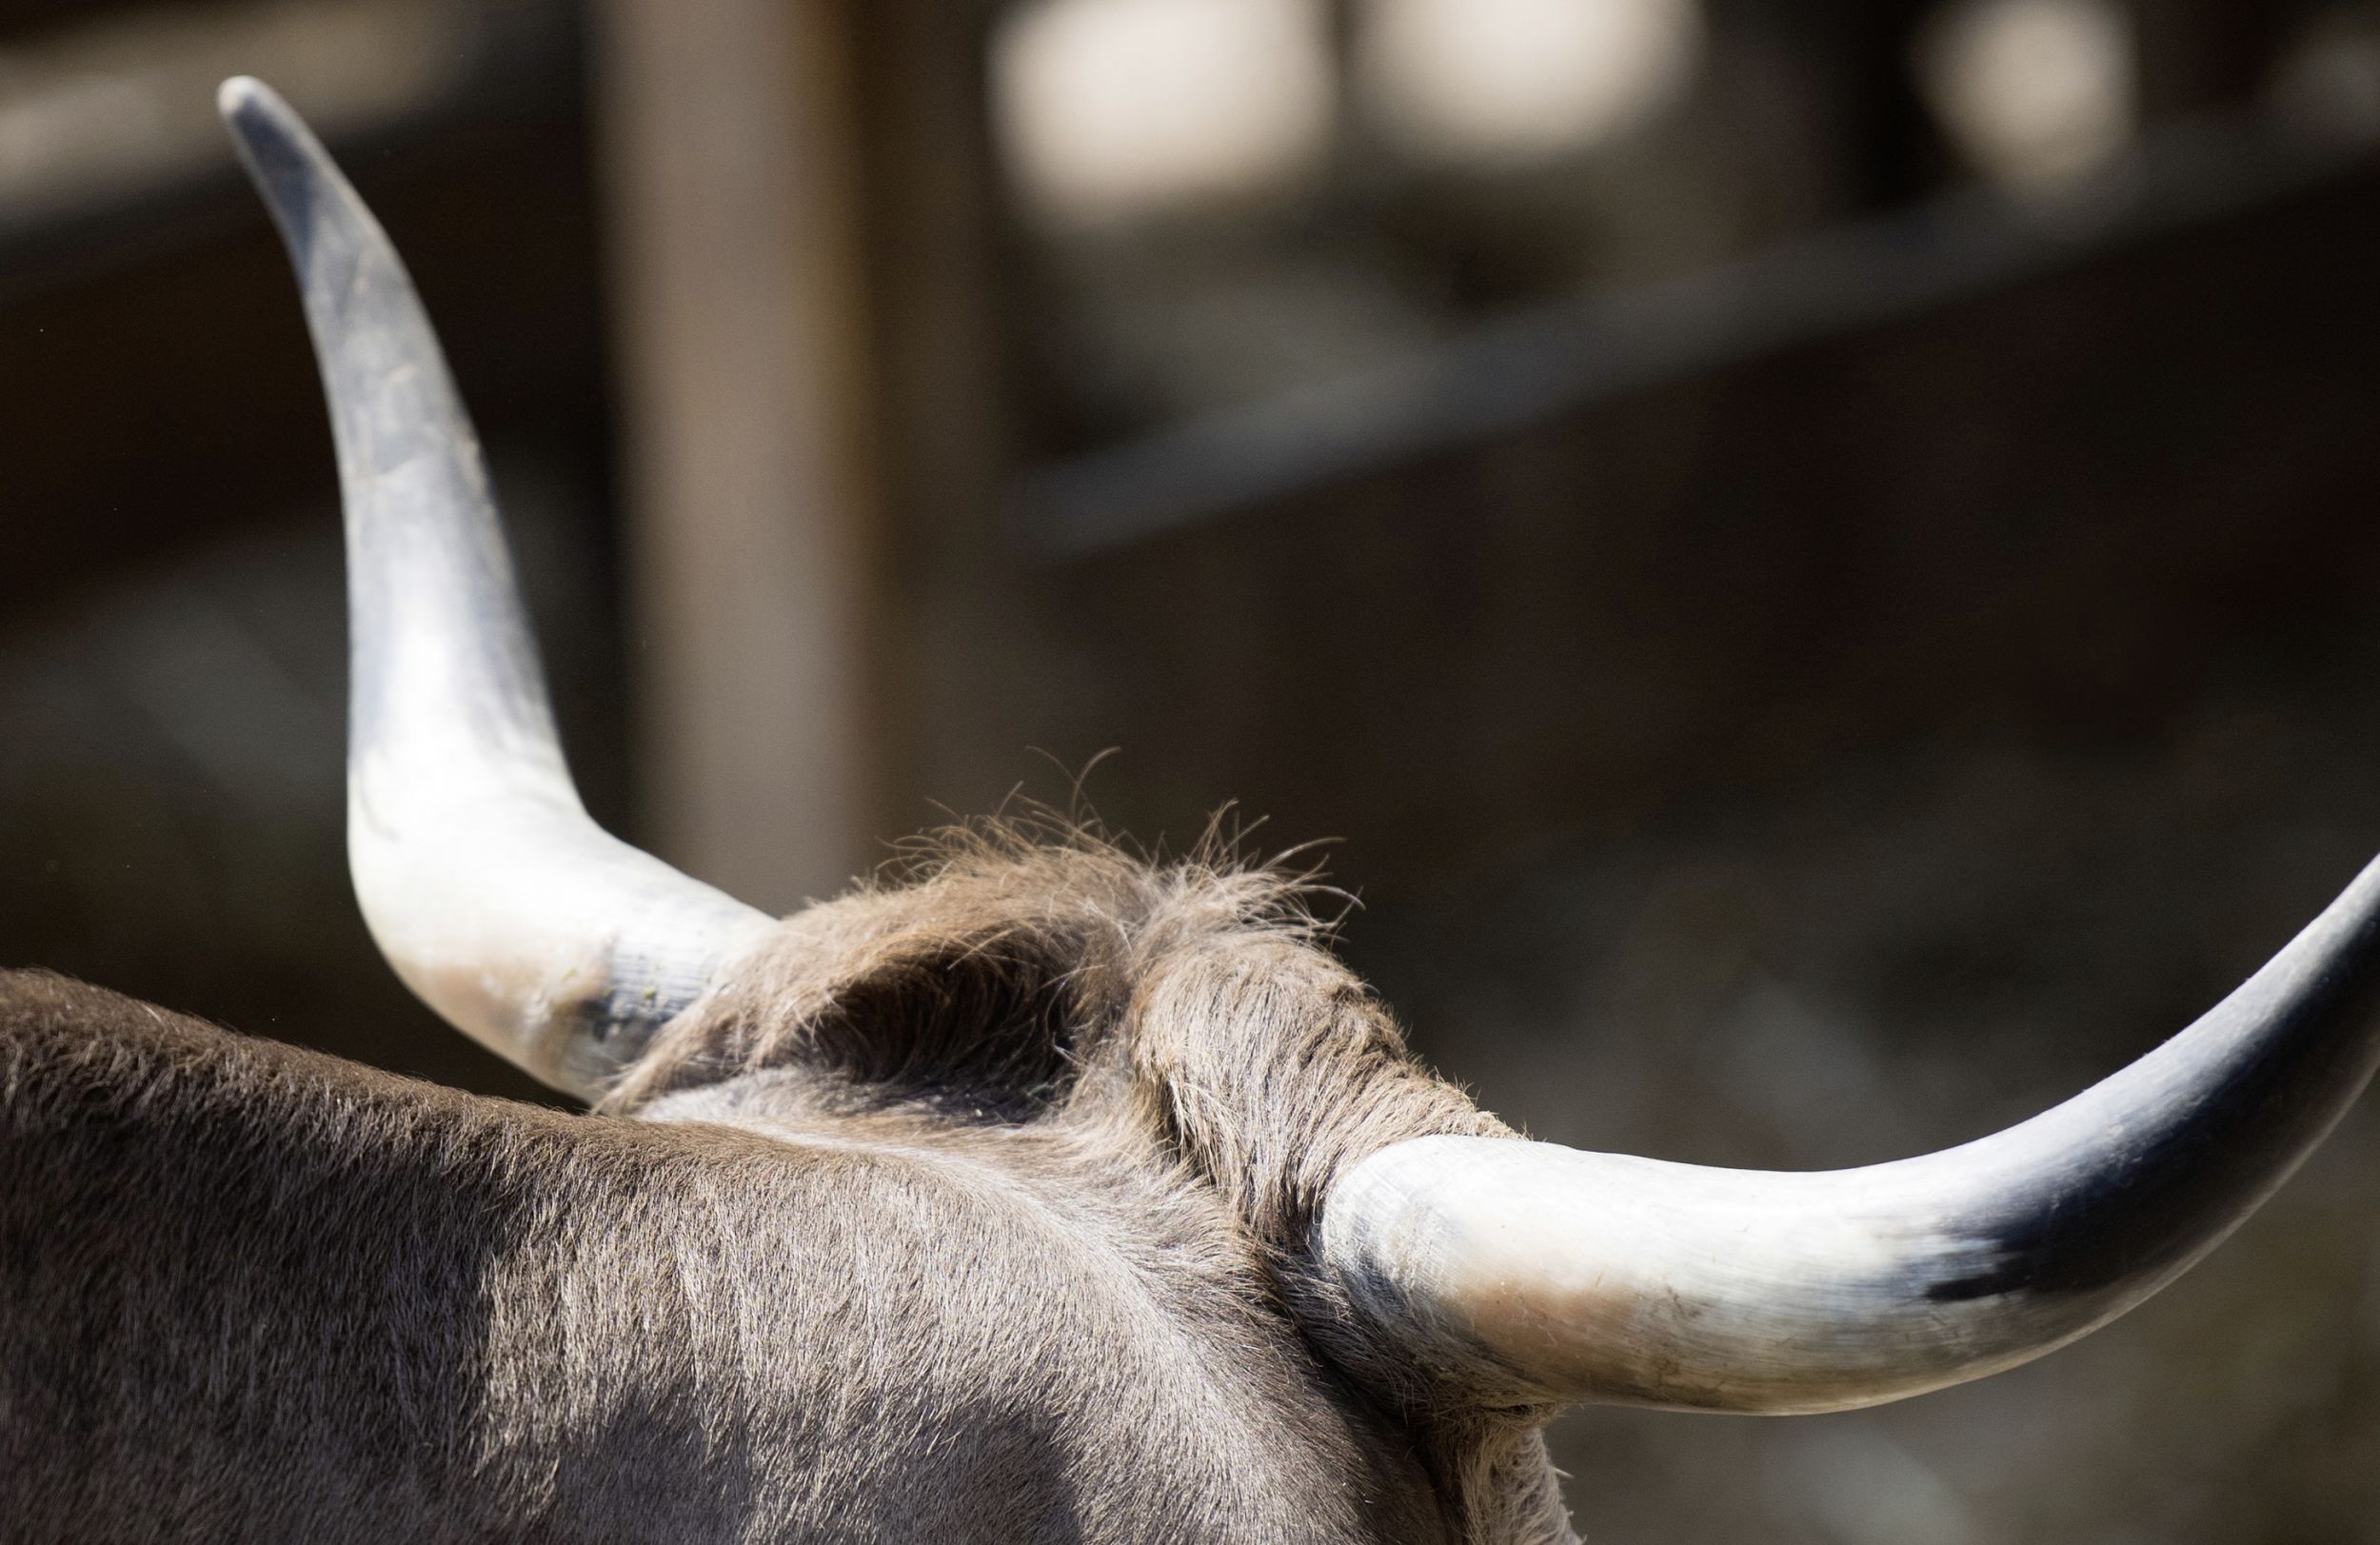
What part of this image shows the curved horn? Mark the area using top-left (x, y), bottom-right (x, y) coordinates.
top-left (1323, 856), bottom-right (2380, 1414)
top-left (219, 77), bottom-right (775, 1098)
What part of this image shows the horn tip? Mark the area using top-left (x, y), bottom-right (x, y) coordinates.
top-left (217, 76), bottom-right (346, 266)
top-left (215, 75), bottom-right (281, 133)
top-left (216, 76), bottom-right (323, 183)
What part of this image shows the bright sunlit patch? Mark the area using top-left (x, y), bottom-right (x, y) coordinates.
top-left (991, 0), bottom-right (1334, 226)
top-left (1358, 0), bottom-right (1705, 167)
top-left (1914, 0), bottom-right (2136, 195)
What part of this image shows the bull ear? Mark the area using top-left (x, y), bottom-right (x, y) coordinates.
top-left (218, 78), bottom-right (775, 1098)
top-left (1323, 857), bottom-right (2380, 1413)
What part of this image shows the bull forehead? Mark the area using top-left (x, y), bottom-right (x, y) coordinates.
top-left (588, 838), bottom-right (1564, 1529)
top-left (570, 839), bottom-right (1557, 1540)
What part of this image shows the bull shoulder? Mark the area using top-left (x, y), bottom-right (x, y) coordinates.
top-left (0, 973), bottom-right (1449, 1543)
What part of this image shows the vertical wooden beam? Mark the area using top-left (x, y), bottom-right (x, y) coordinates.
top-left (594, 0), bottom-right (884, 912)
top-left (853, 0), bottom-right (1037, 819)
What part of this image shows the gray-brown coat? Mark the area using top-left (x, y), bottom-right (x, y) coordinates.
top-left (0, 837), bottom-right (1573, 1542)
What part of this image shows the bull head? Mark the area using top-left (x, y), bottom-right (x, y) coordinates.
top-left (219, 69), bottom-right (2380, 1434)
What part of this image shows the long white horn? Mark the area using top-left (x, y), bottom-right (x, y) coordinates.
top-left (1323, 857), bottom-right (2380, 1413)
top-left (219, 77), bottom-right (775, 1098)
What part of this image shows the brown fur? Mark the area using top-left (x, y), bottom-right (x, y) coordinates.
top-left (1, 825), bottom-right (1574, 1542)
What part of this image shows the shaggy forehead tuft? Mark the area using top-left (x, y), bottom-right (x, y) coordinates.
top-left (605, 820), bottom-right (1509, 1248)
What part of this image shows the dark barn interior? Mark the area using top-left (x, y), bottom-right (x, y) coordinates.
top-left (7, 0), bottom-right (2380, 1537)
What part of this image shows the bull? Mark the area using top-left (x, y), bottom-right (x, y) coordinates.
top-left (5, 78), bottom-right (2379, 1542)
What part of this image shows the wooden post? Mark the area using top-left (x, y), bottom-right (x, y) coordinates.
top-left (849, 0), bottom-right (1030, 821)
top-left (594, 0), bottom-right (885, 913)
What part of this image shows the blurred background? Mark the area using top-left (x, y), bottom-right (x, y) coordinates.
top-left (5, 0), bottom-right (2380, 1536)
